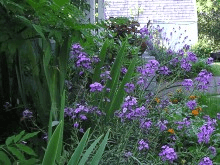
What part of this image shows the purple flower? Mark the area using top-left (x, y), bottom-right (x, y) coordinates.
top-left (91, 56), bottom-right (100, 63)
top-left (175, 117), bottom-right (191, 130)
top-left (217, 113), bottom-right (220, 120)
top-left (206, 57), bottom-right (214, 65)
top-left (76, 52), bottom-right (92, 69)
top-left (195, 70), bottom-right (213, 90)
top-left (197, 124), bottom-right (215, 144)
top-left (138, 60), bottom-right (160, 76)
top-left (79, 114), bottom-right (87, 120)
top-left (124, 83), bottom-right (135, 93)
top-left (90, 82), bottom-right (104, 92)
top-left (124, 151), bottom-right (132, 158)
top-left (121, 67), bottom-right (127, 74)
top-left (183, 44), bottom-right (190, 50)
top-left (199, 157), bottom-right (213, 165)
top-left (169, 57), bottom-right (179, 66)
top-left (181, 58), bottom-right (192, 72)
top-left (182, 79), bottom-right (193, 90)
top-left (73, 122), bottom-right (79, 128)
top-left (138, 139), bottom-right (149, 151)
top-left (71, 43), bottom-right (83, 59)
top-left (22, 109), bottom-right (33, 118)
top-left (100, 71), bottom-right (112, 82)
top-left (178, 49), bottom-right (184, 56)
top-left (159, 66), bottom-right (171, 75)
top-left (166, 49), bottom-right (173, 55)
top-left (140, 26), bottom-right (149, 37)
top-left (208, 146), bottom-right (216, 156)
top-left (157, 120), bottom-right (168, 132)
top-left (187, 52), bottom-right (198, 63)
top-left (159, 145), bottom-right (177, 163)
top-left (158, 99), bottom-right (170, 109)
top-left (79, 128), bottom-right (84, 133)
top-left (140, 119), bottom-right (152, 129)
top-left (186, 100), bottom-right (197, 110)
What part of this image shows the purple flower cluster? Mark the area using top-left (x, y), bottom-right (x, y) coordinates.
top-left (156, 120), bottom-right (168, 132)
top-left (137, 60), bottom-right (160, 77)
top-left (178, 49), bottom-right (184, 56)
top-left (208, 146), bottom-right (216, 156)
top-left (22, 109), bottom-right (33, 119)
top-left (199, 157), bottom-right (213, 165)
top-left (195, 70), bottom-right (213, 90)
top-left (138, 139), bottom-right (149, 151)
top-left (121, 67), bottom-right (127, 74)
top-left (197, 117), bottom-right (216, 144)
top-left (90, 82), bottom-right (104, 92)
top-left (100, 71), bottom-right (112, 83)
top-left (140, 119), bottom-right (152, 129)
top-left (71, 43), bottom-right (83, 58)
top-left (217, 113), bottom-right (220, 120)
top-left (206, 57), bottom-right (214, 65)
top-left (158, 99), bottom-right (170, 109)
top-left (169, 57), bottom-right (179, 66)
top-left (180, 58), bottom-right (192, 72)
top-left (159, 66), bottom-right (171, 75)
top-left (124, 151), bottom-right (132, 158)
top-left (183, 44), bottom-right (190, 51)
top-left (115, 96), bottom-right (149, 121)
top-left (187, 52), bottom-right (198, 63)
top-left (139, 26), bottom-right (149, 37)
top-left (159, 145), bottom-right (177, 163)
top-left (175, 117), bottom-right (191, 130)
top-left (186, 100), bottom-right (197, 110)
top-left (124, 83), bottom-right (135, 93)
top-left (182, 79), bottom-right (193, 90)
top-left (64, 105), bottom-right (105, 129)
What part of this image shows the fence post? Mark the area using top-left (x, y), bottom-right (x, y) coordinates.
top-left (98, 0), bottom-right (105, 22)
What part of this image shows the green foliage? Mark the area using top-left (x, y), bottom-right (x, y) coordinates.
top-left (0, 131), bottom-right (39, 164)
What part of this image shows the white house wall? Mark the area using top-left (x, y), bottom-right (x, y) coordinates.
top-left (105, 0), bottom-right (198, 49)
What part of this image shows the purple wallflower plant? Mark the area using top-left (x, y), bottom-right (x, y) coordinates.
top-left (157, 120), bottom-right (168, 132)
top-left (217, 113), bottom-right (220, 120)
top-left (22, 109), bottom-right (33, 119)
top-left (208, 146), bottom-right (216, 156)
top-left (139, 26), bottom-right (149, 37)
top-left (159, 145), bottom-right (177, 163)
top-left (140, 119), bottom-right (152, 129)
top-left (186, 100), bottom-right (197, 110)
top-left (169, 57), bottom-right (179, 66)
top-left (183, 44), bottom-right (190, 50)
top-left (90, 82), bottom-right (104, 92)
top-left (159, 66), bottom-right (171, 75)
top-left (124, 83), bottom-right (135, 93)
top-left (197, 123), bottom-right (215, 144)
top-left (195, 70), bottom-right (213, 90)
top-left (180, 58), bottom-right (192, 72)
top-left (138, 139), bottom-right (149, 151)
top-left (121, 67), bottom-right (127, 74)
top-left (187, 52), bottom-right (198, 62)
top-left (206, 57), bottom-right (214, 65)
top-left (76, 52), bottom-right (92, 69)
top-left (182, 79), bottom-right (193, 90)
top-left (199, 157), bottom-right (213, 165)
top-left (178, 49), bottom-right (184, 56)
top-left (71, 43), bottom-right (83, 59)
top-left (100, 71), bottom-right (112, 82)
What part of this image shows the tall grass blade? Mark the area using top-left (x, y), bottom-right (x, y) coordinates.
top-left (67, 128), bottom-right (90, 165)
top-left (78, 134), bottom-right (104, 165)
top-left (42, 120), bottom-right (63, 165)
top-left (90, 129), bottom-right (110, 165)
top-left (107, 57), bottom-right (137, 117)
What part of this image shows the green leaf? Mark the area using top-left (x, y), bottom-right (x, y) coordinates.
top-left (92, 39), bottom-right (109, 82)
top-left (0, 151), bottom-right (11, 165)
top-left (78, 135), bottom-right (104, 165)
top-left (14, 131), bottom-right (25, 143)
top-left (19, 158), bottom-right (40, 165)
top-left (67, 128), bottom-right (90, 165)
top-left (19, 132), bottom-right (39, 142)
top-left (6, 135), bottom-right (15, 146)
top-left (32, 24), bottom-right (45, 40)
top-left (42, 120), bottom-right (63, 165)
top-left (90, 129), bottom-right (110, 165)
top-left (53, 0), bottom-right (70, 7)
top-left (107, 57), bottom-right (137, 117)
top-left (7, 146), bottom-right (25, 160)
top-left (15, 144), bottom-right (37, 156)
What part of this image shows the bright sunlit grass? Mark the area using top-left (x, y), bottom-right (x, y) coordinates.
top-left (211, 62), bottom-right (220, 76)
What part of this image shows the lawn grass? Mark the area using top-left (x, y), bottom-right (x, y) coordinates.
top-left (203, 95), bottom-right (220, 118)
top-left (211, 62), bottom-right (220, 76)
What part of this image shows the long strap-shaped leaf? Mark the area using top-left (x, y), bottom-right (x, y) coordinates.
top-left (42, 120), bottom-right (63, 165)
top-left (67, 128), bottom-right (90, 165)
top-left (104, 41), bottom-right (127, 111)
top-left (78, 134), bottom-right (104, 165)
top-left (107, 57), bottom-right (137, 117)
top-left (90, 129), bottom-right (110, 165)
top-left (92, 39), bottom-right (109, 82)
